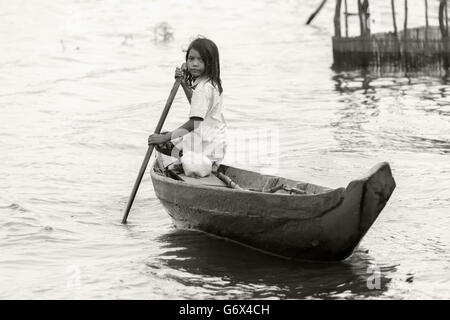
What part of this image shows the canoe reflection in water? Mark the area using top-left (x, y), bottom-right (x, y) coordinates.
top-left (150, 230), bottom-right (396, 299)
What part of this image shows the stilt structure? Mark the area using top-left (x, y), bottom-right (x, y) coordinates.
top-left (332, 0), bottom-right (450, 76)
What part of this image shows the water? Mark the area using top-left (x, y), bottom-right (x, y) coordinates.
top-left (0, 0), bottom-right (449, 299)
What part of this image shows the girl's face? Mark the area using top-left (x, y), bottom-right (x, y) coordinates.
top-left (187, 48), bottom-right (205, 78)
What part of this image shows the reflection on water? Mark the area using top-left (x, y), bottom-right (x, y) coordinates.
top-left (151, 230), bottom-right (395, 299)
top-left (332, 72), bottom-right (450, 155)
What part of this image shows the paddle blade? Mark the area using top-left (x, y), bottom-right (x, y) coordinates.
top-left (122, 146), bottom-right (154, 224)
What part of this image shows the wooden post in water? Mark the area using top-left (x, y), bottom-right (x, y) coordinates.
top-left (362, 0), bottom-right (370, 36)
top-left (344, 0), bottom-right (349, 38)
top-left (334, 0), bottom-right (342, 38)
top-left (357, 0), bottom-right (364, 68)
top-left (424, 0), bottom-right (429, 65)
top-left (391, 0), bottom-right (400, 68)
top-left (306, 0), bottom-right (327, 24)
top-left (446, 0), bottom-right (449, 73)
top-left (358, 0), bottom-right (364, 36)
top-left (363, 0), bottom-right (370, 64)
top-left (403, 0), bottom-right (408, 34)
top-left (403, 0), bottom-right (409, 70)
top-left (439, 0), bottom-right (449, 70)
top-left (306, 0), bottom-right (328, 25)
top-left (356, 0), bottom-right (370, 68)
top-left (333, 0), bottom-right (342, 68)
top-left (446, 0), bottom-right (449, 37)
top-left (391, 0), bottom-right (398, 36)
top-left (439, 0), bottom-right (447, 37)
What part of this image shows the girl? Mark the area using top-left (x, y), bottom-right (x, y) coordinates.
top-left (148, 37), bottom-right (227, 177)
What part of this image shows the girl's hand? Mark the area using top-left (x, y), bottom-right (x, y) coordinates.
top-left (174, 68), bottom-right (185, 83)
top-left (174, 63), bottom-right (187, 83)
top-left (148, 132), bottom-right (171, 146)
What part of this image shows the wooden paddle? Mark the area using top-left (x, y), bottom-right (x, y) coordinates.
top-left (122, 79), bottom-right (181, 224)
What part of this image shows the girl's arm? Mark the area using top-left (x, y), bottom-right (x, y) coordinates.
top-left (148, 117), bottom-right (203, 145)
top-left (169, 117), bottom-right (202, 140)
top-left (175, 65), bottom-right (193, 104)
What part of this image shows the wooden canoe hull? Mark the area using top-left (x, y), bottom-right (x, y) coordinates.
top-left (150, 162), bottom-right (396, 261)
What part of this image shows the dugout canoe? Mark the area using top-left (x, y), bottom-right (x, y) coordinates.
top-left (150, 159), bottom-right (396, 262)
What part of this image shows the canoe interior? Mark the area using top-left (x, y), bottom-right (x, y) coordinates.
top-left (153, 156), bottom-right (333, 195)
top-left (218, 165), bottom-right (333, 195)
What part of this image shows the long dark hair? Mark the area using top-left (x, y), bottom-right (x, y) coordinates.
top-left (185, 38), bottom-right (223, 95)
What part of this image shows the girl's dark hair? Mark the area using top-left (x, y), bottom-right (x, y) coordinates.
top-left (185, 38), bottom-right (223, 94)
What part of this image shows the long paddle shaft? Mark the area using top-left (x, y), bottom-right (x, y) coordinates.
top-left (122, 80), bottom-right (181, 224)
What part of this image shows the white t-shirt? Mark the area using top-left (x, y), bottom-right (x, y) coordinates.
top-left (182, 77), bottom-right (227, 165)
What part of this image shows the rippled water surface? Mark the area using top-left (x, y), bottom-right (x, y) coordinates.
top-left (1, 0), bottom-right (449, 299)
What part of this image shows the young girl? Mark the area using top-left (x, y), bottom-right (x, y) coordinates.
top-left (148, 37), bottom-right (227, 177)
